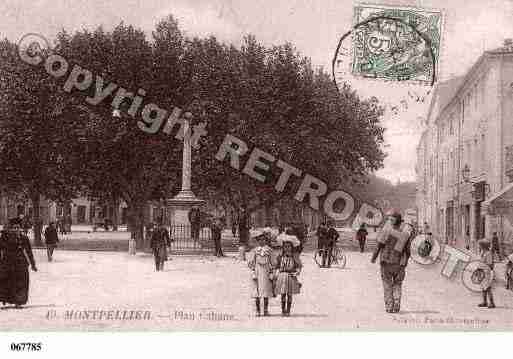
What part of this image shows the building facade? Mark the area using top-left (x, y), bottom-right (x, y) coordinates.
top-left (416, 39), bottom-right (513, 253)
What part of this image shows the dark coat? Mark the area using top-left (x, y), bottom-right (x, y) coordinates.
top-left (238, 211), bottom-right (250, 244)
top-left (44, 226), bottom-right (59, 245)
top-left (356, 228), bottom-right (368, 241)
top-left (210, 222), bottom-right (223, 241)
top-left (150, 227), bottom-right (171, 249)
top-left (316, 225), bottom-right (328, 247)
top-left (0, 230), bottom-right (36, 305)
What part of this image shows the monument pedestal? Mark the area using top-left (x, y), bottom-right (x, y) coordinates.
top-left (167, 190), bottom-right (205, 226)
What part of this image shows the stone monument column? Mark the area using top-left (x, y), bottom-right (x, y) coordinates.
top-left (167, 112), bottom-right (205, 228)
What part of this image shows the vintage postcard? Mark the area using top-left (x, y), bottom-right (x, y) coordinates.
top-left (0, 0), bottom-right (513, 349)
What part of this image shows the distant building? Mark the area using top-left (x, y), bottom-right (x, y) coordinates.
top-left (416, 39), bottom-right (513, 253)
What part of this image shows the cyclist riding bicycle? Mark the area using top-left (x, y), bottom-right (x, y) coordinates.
top-left (325, 221), bottom-right (339, 268)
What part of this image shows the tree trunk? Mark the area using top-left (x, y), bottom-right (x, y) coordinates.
top-left (127, 202), bottom-right (147, 252)
top-left (111, 197), bottom-right (119, 231)
top-left (31, 192), bottom-right (42, 246)
top-left (136, 204), bottom-right (146, 250)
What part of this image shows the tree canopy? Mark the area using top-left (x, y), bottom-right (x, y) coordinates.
top-left (0, 14), bottom-right (387, 248)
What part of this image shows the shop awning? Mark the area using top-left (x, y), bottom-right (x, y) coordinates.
top-left (482, 182), bottom-right (513, 221)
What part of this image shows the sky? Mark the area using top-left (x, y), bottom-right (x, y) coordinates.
top-left (1, 0), bottom-right (512, 183)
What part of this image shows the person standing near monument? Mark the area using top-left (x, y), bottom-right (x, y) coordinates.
top-left (188, 206), bottom-right (201, 243)
top-left (150, 219), bottom-right (171, 271)
top-left (371, 211), bottom-right (413, 313)
top-left (210, 217), bottom-right (224, 257)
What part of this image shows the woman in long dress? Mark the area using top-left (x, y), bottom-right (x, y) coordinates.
top-left (0, 218), bottom-right (37, 308)
top-left (275, 235), bottom-right (302, 316)
top-left (247, 234), bottom-right (275, 316)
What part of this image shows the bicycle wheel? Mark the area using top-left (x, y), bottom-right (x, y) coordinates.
top-left (333, 248), bottom-right (347, 268)
top-left (313, 249), bottom-right (324, 267)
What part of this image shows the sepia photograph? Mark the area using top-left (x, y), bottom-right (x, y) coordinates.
top-left (0, 0), bottom-right (512, 355)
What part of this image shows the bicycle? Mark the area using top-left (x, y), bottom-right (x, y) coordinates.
top-left (314, 244), bottom-right (346, 268)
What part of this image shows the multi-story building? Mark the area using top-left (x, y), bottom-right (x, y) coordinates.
top-left (416, 39), bottom-right (513, 253)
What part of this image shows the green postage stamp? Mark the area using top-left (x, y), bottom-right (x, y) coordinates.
top-left (351, 4), bottom-right (443, 85)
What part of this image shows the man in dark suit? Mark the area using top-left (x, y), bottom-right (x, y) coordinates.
top-left (188, 206), bottom-right (201, 242)
top-left (44, 221), bottom-right (59, 262)
top-left (150, 220), bottom-right (171, 271)
top-left (210, 217), bottom-right (224, 257)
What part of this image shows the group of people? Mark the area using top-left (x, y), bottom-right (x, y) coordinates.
top-left (247, 228), bottom-right (303, 317)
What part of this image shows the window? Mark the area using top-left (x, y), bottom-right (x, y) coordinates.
top-left (449, 116), bottom-right (454, 135)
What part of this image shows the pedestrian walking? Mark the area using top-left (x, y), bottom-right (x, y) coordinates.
top-left (275, 234), bottom-right (302, 316)
top-left (210, 217), bottom-right (224, 257)
top-left (356, 223), bottom-right (368, 253)
top-left (20, 214), bottom-right (31, 236)
top-left (238, 206), bottom-right (250, 261)
top-left (491, 232), bottom-right (502, 261)
top-left (247, 234), bottom-right (275, 316)
top-left (57, 216), bottom-right (65, 235)
top-left (64, 215), bottom-right (72, 234)
top-left (477, 238), bottom-right (496, 308)
top-left (150, 220), bottom-right (171, 271)
top-left (0, 218), bottom-right (37, 308)
top-left (292, 222), bottom-right (308, 254)
top-left (44, 221), bottom-right (59, 262)
top-left (505, 253), bottom-right (513, 290)
top-left (371, 211), bottom-right (414, 313)
top-left (231, 218), bottom-right (237, 237)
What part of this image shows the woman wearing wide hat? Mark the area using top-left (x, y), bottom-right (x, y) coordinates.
top-left (0, 218), bottom-right (37, 308)
top-left (275, 233), bottom-right (302, 316)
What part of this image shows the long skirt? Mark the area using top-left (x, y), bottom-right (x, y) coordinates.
top-left (0, 264), bottom-right (30, 305)
top-left (251, 264), bottom-right (274, 298)
top-left (275, 272), bottom-right (301, 295)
